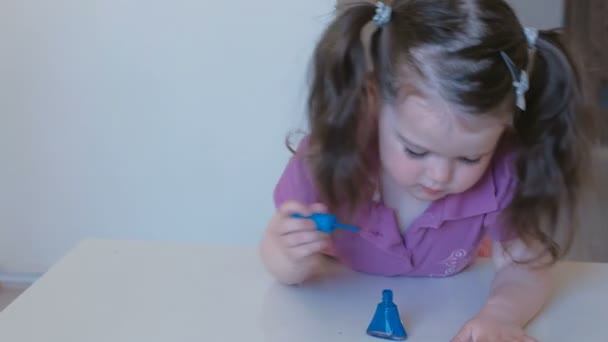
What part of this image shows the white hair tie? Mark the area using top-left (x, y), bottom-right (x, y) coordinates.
top-left (373, 1), bottom-right (392, 26)
top-left (524, 27), bottom-right (539, 48)
top-left (499, 26), bottom-right (538, 111)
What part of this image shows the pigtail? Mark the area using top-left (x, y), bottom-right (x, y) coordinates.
top-left (509, 30), bottom-right (597, 263)
top-left (306, 3), bottom-right (380, 214)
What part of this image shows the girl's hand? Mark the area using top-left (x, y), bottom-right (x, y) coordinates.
top-left (260, 200), bottom-right (331, 284)
top-left (451, 313), bottom-right (538, 342)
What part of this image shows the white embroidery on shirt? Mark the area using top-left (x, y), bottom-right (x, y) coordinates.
top-left (430, 249), bottom-right (468, 277)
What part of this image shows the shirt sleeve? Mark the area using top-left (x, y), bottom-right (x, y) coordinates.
top-left (272, 137), bottom-right (338, 257)
top-left (483, 147), bottom-right (518, 242)
top-left (272, 136), bottom-right (319, 208)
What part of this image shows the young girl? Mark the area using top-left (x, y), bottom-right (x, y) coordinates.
top-left (260, 0), bottom-right (596, 341)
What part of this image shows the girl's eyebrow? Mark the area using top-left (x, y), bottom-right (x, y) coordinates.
top-left (395, 130), bottom-right (433, 152)
top-left (395, 129), bottom-right (494, 157)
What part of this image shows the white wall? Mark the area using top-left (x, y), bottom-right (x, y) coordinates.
top-left (0, 0), bottom-right (335, 274)
top-left (507, 0), bottom-right (564, 29)
top-left (0, 0), bottom-right (565, 276)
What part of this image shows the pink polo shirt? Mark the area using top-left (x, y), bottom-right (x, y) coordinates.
top-left (273, 136), bottom-right (518, 277)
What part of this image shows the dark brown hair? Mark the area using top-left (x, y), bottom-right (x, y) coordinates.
top-left (300, 0), bottom-right (597, 263)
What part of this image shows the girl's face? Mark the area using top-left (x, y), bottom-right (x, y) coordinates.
top-left (378, 95), bottom-right (508, 201)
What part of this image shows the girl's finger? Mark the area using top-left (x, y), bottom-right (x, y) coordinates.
top-left (282, 230), bottom-right (329, 248)
top-left (286, 239), bottom-right (329, 260)
top-left (310, 202), bottom-right (328, 213)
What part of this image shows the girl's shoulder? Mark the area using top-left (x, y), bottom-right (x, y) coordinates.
top-left (489, 137), bottom-right (519, 198)
top-left (480, 138), bottom-right (520, 241)
top-left (272, 135), bottom-right (318, 208)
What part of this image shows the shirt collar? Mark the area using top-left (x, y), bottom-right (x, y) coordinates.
top-left (427, 138), bottom-right (518, 226)
top-left (437, 166), bottom-right (499, 222)
top-left (372, 168), bottom-right (498, 230)
top-left (372, 144), bottom-right (512, 228)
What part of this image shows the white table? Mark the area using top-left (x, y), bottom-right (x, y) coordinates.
top-left (0, 239), bottom-right (606, 341)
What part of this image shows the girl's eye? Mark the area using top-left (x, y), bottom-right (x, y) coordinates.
top-left (405, 148), bottom-right (428, 158)
top-left (459, 157), bottom-right (482, 165)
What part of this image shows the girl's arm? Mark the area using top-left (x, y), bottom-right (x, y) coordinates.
top-left (480, 239), bottom-right (553, 327)
top-left (452, 239), bottom-right (553, 342)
